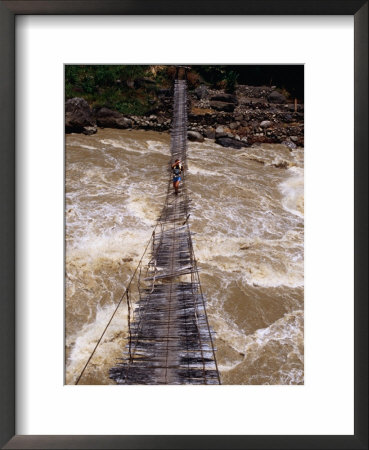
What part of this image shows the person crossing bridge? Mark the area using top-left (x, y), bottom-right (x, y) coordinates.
top-left (171, 158), bottom-right (183, 195)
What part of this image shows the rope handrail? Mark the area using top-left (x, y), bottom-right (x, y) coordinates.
top-left (75, 73), bottom-right (220, 385)
top-left (74, 225), bottom-right (157, 385)
top-left (110, 77), bottom-right (220, 385)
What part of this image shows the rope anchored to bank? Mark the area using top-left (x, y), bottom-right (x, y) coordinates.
top-left (76, 71), bottom-right (220, 385)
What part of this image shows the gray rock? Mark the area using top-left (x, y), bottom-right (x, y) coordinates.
top-left (210, 93), bottom-right (238, 105)
top-left (272, 159), bottom-right (289, 169)
top-left (82, 126), bottom-right (98, 135)
top-left (96, 107), bottom-right (133, 129)
top-left (210, 101), bottom-right (236, 112)
top-left (260, 120), bottom-right (272, 128)
top-left (195, 85), bottom-right (209, 100)
top-left (229, 122), bottom-right (239, 130)
top-left (204, 128), bottom-right (216, 139)
top-left (65, 97), bottom-right (96, 133)
top-left (281, 140), bottom-right (297, 150)
top-left (215, 137), bottom-right (247, 149)
top-left (290, 136), bottom-right (299, 142)
top-left (116, 117), bottom-right (133, 128)
top-left (215, 126), bottom-right (227, 138)
top-left (268, 90), bottom-right (287, 104)
top-left (187, 131), bottom-right (204, 142)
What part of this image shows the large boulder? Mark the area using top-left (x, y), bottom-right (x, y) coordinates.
top-left (65, 98), bottom-right (97, 134)
top-left (215, 136), bottom-right (247, 149)
top-left (272, 158), bottom-right (289, 169)
top-left (187, 131), bottom-right (204, 142)
top-left (83, 126), bottom-right (98, 136)
top-left (210, 93), bottom-right (238, 104)
top-left (96, 107), bottom-right (133, 129)
top-left (194, 85), bottom-right (209, 100)
top-left (210, 101), bottom-right (236, 112)
top-left (204, 128), bottom-right (216, 139)
top-left (268, 90), bottom-right (287, 104)
top-left (215, 126), bottom-right (227, 138)
top-left (281, 140), bottom-right (297, 150)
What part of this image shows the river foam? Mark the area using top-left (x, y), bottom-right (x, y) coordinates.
top-left (65, 129), bottom-right (304, 385)
top-left (279, 166), bottom-right (304, 218)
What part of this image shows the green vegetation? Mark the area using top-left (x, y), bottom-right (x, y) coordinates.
top-left (192, 66), bottom-right (238, 91)
top-left (65, 65), bottom-right (171, 115)
top-left (225, 70), bottom-right (239, 93)
top-left (65, 65), bottom-right (304, 115)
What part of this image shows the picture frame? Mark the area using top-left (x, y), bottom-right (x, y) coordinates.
top-left (0, 1), bottom-right (367, 449)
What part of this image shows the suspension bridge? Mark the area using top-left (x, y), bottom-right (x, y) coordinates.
top-left (76, 68), bottom-right (220, 385)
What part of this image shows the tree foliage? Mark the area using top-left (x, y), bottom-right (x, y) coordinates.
top-left (65, 64), bottom-right (304, 115)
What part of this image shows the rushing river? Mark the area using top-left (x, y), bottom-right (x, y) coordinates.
top-left (65, 128), bottom-right (304, 385)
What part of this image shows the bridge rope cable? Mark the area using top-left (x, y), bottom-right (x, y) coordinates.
top-left (122, 162), bottom-right (186, 382)
top-left (74, 225), bottom-right (158, 385)
top-left (74, 123), bottom-right (181, 385)
top-left (119, 77), bottom-right (219, 384)
top-left (187, 223), bottom-right (221, 385)
top-left (76, 73), bottom-right (220, 385)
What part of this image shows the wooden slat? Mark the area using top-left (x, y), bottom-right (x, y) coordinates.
top-left (110, 78), bottom-right (220, 385)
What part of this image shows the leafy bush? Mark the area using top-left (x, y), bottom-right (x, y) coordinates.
top-left (65, 65), bottom-right (157, 115)
top-left (225, 70), bottom-right (239, 93)
top-left (64, 64), bottom-right (304, 116)
top-left (186, 72), bottom-right (201, 89)
top-left (194, 65), bottom-right (226, 86)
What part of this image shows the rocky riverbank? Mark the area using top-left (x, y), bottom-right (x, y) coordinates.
top-left (65, 84), bottom-right (304, 149)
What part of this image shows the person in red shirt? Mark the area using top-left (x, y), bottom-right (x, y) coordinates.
top-left (171, 159), bottom-right (183, 195)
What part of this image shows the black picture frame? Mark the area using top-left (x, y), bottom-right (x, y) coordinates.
top-left (1, 1), bottom-right (367, 449)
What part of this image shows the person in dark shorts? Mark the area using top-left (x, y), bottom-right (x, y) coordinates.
top-left (171, 159), bottom-right (183, 195)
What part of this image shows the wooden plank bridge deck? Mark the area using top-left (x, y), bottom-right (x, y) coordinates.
top-left (110, 77), bottom-right (220, 385)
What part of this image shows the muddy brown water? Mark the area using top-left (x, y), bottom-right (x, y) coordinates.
top-left (65, 128), bottom-right (304, 385)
